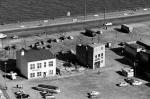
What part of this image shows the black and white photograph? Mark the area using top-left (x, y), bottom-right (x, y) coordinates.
top-left (0, 0), bottom-right (150, 99)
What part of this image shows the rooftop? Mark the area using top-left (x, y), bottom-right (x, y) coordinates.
top-left (126, 41), bottom-right (150, 50)
top-left (88, 43), bottom-right (104, 48)
top-left (19, 49), bottom-right (55, 62)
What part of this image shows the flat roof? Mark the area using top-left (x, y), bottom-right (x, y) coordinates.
top-left (126, 41), bottom-right (150, 49)
top-left (88, 43), bottom-right (104, 48)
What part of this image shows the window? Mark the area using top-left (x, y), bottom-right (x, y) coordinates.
top-left (101, 53), bottom-right (103, 58)
top-left (44, 62), bottom-right (46, 67)
top-left (95, 55), bottom-right (97, 59)
top-left (37, 72), bottom-right (42, 77)
top-left (98, 54), bottom-right (100, 57)
top-left (101, 46), bottom-right (103, 50)
top-left (101, 60), bottom-right (103, 63)
top-left (30, 64), bottom-right (35, 70)
top-left (49, 70), bottom-right (53, 75)
top-left (30, 73), bottom-right (35, 78)
top-left (37, 63), bottom-right (42, 68)
top-left (49, 61), bottom-right (53, 67)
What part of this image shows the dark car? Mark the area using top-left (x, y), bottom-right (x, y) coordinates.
top-left (59, 36), bottom-right (66, 40)
top-left (22, 94), bottom-right (30, 98)
top-left (15, 91), bottom-right (30, 99)
top-left (16, 93), bottom-right (30, 98)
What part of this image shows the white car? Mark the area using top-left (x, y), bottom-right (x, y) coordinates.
top-left (132, 80), bottom-right (142, 86)
top-left (118, 82), bottom-right (128, 87)
top-left (45, 95), bottom-right (55, 99)
top-left (11, 35), bottom-right (19, 39)
top-left (104, 22), bottom-right (112, 26)
top-left (0, 33), bottom-right (7, 38)
top-left (90, 91), bottom-right (100, 96)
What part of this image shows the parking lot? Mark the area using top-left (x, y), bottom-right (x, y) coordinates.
top-left (0, 21), bottom-right (150, 99)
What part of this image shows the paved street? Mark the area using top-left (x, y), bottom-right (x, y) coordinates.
top-left (0, 8), bottom-right (150, 33)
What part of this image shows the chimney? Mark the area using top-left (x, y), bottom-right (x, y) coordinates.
top-left (78, 44), bottom-right (82, 46)
top-left (21, 50), bottom-right (25, 56)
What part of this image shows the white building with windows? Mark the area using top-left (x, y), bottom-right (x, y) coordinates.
top-left (16, 48), bottom-right (56, 79)
top-left (76, 43), bottom-right (105, 70)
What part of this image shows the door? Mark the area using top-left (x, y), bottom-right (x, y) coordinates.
top-left (43, 72), bottom-right (46, 78)
top-left (94, 61), bottom-right (100, 69)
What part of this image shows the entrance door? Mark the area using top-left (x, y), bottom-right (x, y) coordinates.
top-left (94, 61), bottom-right (100, 69)
top-left (43, 72), bottom-right (46, 78)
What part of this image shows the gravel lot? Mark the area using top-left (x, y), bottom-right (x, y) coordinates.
top-left (1, 21), bottom-right (150, 99)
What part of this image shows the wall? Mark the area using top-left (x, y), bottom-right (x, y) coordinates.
top-left (16, 51), bottom-right (28, 78)
top-left (27, 58), bottom-right (56, 79)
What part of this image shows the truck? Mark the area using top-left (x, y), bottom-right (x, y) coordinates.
top-left (121, 68), bottom-right (134, 77)
top-left (121, 24), bottom-right (133, 33)
top-left (84, 29), bottom-right (97, 37)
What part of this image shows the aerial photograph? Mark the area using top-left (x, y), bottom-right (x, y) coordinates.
top-left (0, 0), bottom-right (150, 99)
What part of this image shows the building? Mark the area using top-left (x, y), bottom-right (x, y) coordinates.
top-left (125, 41), bottom-right (150, 59)
top-left (124, 41), bottom-right (150, 77)
top-left (16, 48), bottom-right (56, 79)
top-left (139, 50), bottom-right (150, 65)
top-left (76, 43), bottom-right (105, 70)
top-left (124, 41), bottom-right (145, 59)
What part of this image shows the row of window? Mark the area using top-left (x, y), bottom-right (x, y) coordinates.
top-left (95, 53), bottom-right (104, 59)
top-left (30, 61), bottom-right (53, 70)
top-left (30, 70), bottom-right (53, 78)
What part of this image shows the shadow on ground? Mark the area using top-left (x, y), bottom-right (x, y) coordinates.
top-left (0, 59), bottom-right (27, 79)
top-left (56, 51), bottom-right (77, 64)
top-left (110, 47), bottom-right (124, 56)
top-left (116, 71), bottom-right (124, 76)
top-left (115, 57), bottom-right (132, 66)
top-left (0, 59), bottom-right (17, 73)
top-left (114, 27), bottom-right (129, 34)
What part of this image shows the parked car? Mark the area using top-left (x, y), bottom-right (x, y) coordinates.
top-left (15, 90), bottom-right (30, 98)
top-left (44, 95), bottom-right (55, 99)
top-left (89, 91), bottom-right (100, 96)
top-left (85, 29), bottom-right (97, 37)
top-left (125, 78), bottom-right (142, 86)
top-left (38, 84), bottom-right (60, 92)
top-left (67, 36), bottom-right (74, 40)
top-left (59, 36), bottom-right (66, 40)
top-left (21, 94), bottom-right (30, 98)
top-left (132, 79), bottom-right (142, 86)
top-left (117, 82), bottom-right (128, 87)
top-left (16, 93), bottom-right (30, 98)
top-left (11, 35), bottom-right (19, 39)
top-left (104, 22), bottom-right (113, 26)
top-left (0, 33), bottom-right (7, 38)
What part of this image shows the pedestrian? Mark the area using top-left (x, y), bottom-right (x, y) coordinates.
top-left (16, 84), bottom-right (19, 88)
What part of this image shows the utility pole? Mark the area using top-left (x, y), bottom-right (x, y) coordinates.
top-left (104, 8), bottom-right (106, 23)
top-left (84, 0), bottom-right (87, 29)
top-left (4, 61), bottom-right (7, 90)
top-left (98, 34), bottom-right (100, 43)
top-left (103, 8), bottom-right (107, 30)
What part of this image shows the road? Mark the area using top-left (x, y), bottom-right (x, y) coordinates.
top-left (0, 8), bottom-right (150, 36)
